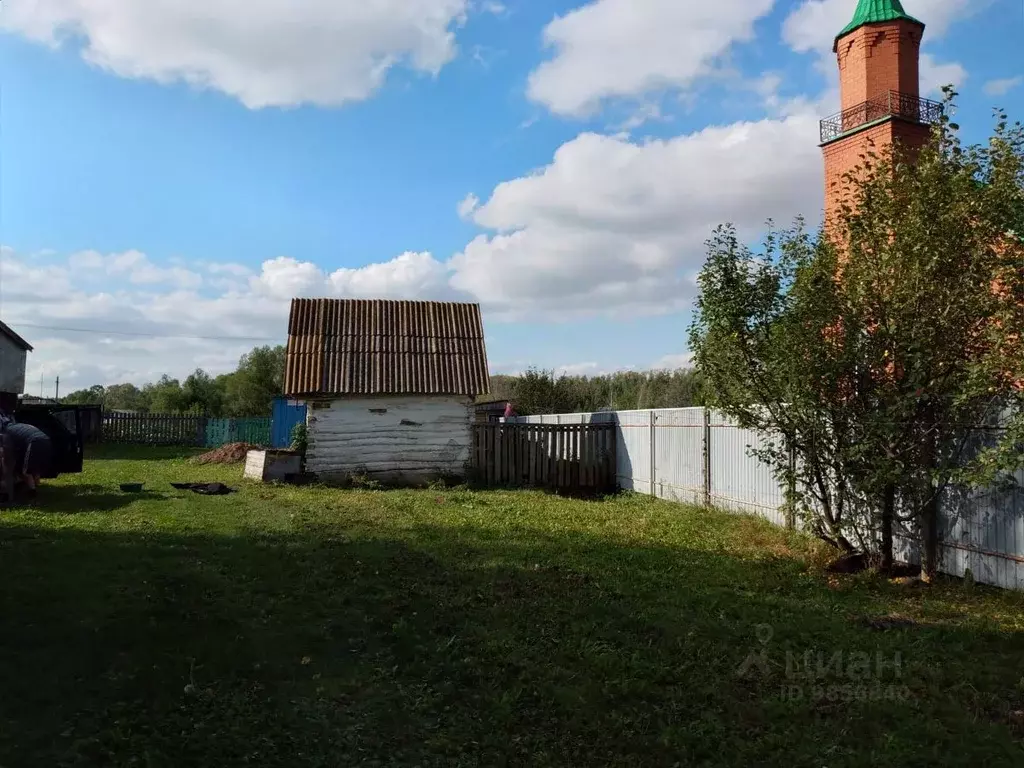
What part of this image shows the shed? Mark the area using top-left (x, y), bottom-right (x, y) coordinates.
top-left (474, 400), bottom-right (510, 424)
top-left (0, 321), bottom-right (33, 396)
top-left (284, 298), bottom-right (490, 485)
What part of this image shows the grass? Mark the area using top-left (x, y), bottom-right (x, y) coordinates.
top-left (1, 446), bottom-right (1023, 767)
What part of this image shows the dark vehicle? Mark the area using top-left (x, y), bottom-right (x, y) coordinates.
top-left (12, 403), bottom-right (85, 477)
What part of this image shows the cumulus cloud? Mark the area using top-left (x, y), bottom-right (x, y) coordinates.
top-left (329, 251), bottom-right (451, 299)
top-left (919, 54), bottom-right (967, 95)
top-left (0, 0), bottom-right (470, 108)
top-left (457, 193), bottom-right (481, 219)
top-left (449, 112), bottom-right (823, 318)
top-left (527, 0), bottom-right (774, 116)
top-left (984, 76), bottom-right (1023, 97)
top-left (1, 246), bottom-right (454, 393)
top-left (783, 0), bottom-right (985, 52)
top-left (69, 249), bottom-right (203, 289)
top-left (652, 352), bottom-right (694, 370)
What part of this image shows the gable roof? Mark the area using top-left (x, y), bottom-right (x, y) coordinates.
top-left (837, 0), bottom-right (924, 41)
top-left (0, 321), bottom-right (33, 352)
top-left (284, 298), bottom-right (490, 398)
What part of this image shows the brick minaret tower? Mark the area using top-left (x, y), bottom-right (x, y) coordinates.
top-left (820, 0), bottom-right (941, 224)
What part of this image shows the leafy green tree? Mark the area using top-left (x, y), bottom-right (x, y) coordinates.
top-left (143, 375), bottom-right (186, 414)
top-left (224, 345), bottom-right (285, 416)
top-left (181, 369), bottom-right (226, 416)
top-left (63, 385), bottom-right (106, 405)
top-left (493, 368), bottom-right (704, 416)
top-left (690, 96), bottom-right (1024, 578)
top-left (104, 383), bottom-right (147, 412)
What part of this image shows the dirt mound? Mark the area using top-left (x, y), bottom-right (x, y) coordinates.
top-left (193, 442), bottom-right (259, 465)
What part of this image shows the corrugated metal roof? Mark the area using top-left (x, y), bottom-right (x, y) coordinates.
top-left (284, 299), bottom-right (490, 397)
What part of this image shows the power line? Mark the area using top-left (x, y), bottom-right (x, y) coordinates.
top-left (10, 322), bottom-right (282, 343)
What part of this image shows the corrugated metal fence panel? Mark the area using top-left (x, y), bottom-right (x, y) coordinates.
top-left (271, 398), bottom-right (308, 449)
top-left (708, 412), bottom-right (788, 525)
top-left (653, 409), bottom-right (704, 504)
top-left (615, 410), bottom-right (653, 494)
top-left (510, 406), bottom-right (1024, 590)
top-left (936, 465), bottom-right (1024, 590)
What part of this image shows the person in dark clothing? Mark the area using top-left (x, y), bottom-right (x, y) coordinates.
top-left (2, 422), bottom-right (53, 494)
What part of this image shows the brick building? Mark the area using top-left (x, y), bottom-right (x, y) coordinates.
top-left (820, 0), bottom-right (944, 222)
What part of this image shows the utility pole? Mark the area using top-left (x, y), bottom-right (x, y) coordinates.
top-left (55, 376), bottom-right (60, 402)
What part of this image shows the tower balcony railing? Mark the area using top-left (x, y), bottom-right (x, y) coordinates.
top-left (819, 90), bottom-right (944, 144)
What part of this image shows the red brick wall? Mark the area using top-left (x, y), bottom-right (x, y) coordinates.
top-left (826, 18), bottom-right (926, 225)
top-left (835, 20), bottom-right (922, 111)
top-left (823, 119), bottom-right (930, 225)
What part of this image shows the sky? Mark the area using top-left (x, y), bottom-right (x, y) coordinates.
top-left (1, 0), bottom-right (1022, 395)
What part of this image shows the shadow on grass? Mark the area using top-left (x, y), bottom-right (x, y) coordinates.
top-left (1, 520), bottom-right (1022, 767)
top-left (84, 444), bottom-right (205, 462)
top-left (29, 484), bottom-right (169, 513)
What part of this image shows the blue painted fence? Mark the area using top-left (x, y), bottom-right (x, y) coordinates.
top-left (271, 397), bottom-right (307, 449)
top-left (205, 417), bottom-right (272, 448)
top-left (102, 402), bottom-right (305, 449)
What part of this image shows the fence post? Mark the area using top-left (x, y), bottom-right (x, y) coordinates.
top-left (649, 410), bottom-right (656, 497)
top-left (702, 409), bottom-right (712, 507)
top-left (785, 441), bottom-right (797, 530)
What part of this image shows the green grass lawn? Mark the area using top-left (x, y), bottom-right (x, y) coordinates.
top-left (2, 446), bottom-right (1023, 767)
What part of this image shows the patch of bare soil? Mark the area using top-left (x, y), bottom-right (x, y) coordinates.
top-left (858, 614), bottom-right (919, 631)
top-left (192, 442), bottom-right (258, 465)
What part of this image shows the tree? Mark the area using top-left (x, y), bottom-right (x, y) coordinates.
top-left (144, 375), bottom-right (186, 414)
top-left (224, 345), bottom-right (285, 416)
top-left (63, 385), bottom-right (106, 405)
top-left (690, 96), bottom-right (1024, 578)
top-left (181, 369), bottom-right (226, 416)
top-left (104, 383), bottom-right (147, 412)
top-left (492, 368), bottom-right (704, 416)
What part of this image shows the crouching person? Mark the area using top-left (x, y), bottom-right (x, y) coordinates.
top-left (2, 422), bottom-right (53, 501)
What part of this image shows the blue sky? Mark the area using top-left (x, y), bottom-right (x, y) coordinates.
top-left (1, 0), bottom-right (1021, 393)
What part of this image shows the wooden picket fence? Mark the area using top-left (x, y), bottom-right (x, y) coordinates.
top-left (102, 413), bottom-right (206, 446)
top-left (471, 422), bottom-right (617, 493)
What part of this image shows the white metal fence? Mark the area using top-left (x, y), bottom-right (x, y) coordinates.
top-left (510, 408), bottom-right (1024, 590)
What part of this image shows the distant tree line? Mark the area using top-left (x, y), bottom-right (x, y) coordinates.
top-left (64, 349), bottom-right (703, 419)
top-left (486, 368), bottom-right (704, 416)
top-left (62, 345), bottom-right (285, 417)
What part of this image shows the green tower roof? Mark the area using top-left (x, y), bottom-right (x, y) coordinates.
top-left (836, 0), bottom-right (924, 40)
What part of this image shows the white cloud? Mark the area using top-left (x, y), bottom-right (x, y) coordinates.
top-left (783, 0), bottom-right (985, 53)
top-left (450, 112), bottom-right (823, 318)
top-left (480, 1), bottom-right (507, 15)
top-left (555, 362), bottom-right (601, 377)
top-left (919, 54), bottom-right (967, 95)
top-left (329, 251), bottom-right (451, 299)
top-left (250, 257), bottom-right (325, 299)
top-left (457, 193), bottom-right (481, 219)
top-left (1, 245), bottom-right (456, 393)
top-left (652, 352), bottom-right (693, 370)
top-left (615, 102), bottom-right (668, 132)
top-left (984, 76), bottom-right (1023, 97)
top-left (202, 262), bottom-right (252, 277)
top-left (527, 0), bottom-right (774, 117)
top-left (1, 0), bottom-right (470, 108)
top-left (69, 249), bottom-right (203, 289)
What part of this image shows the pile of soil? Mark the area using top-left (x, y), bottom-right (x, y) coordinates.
top-left (192, 442), bottom-right (259, 465)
